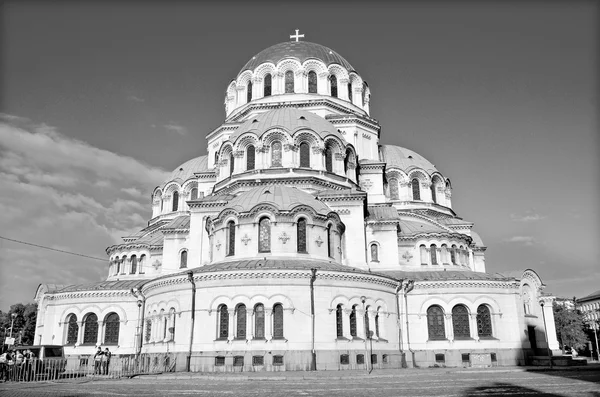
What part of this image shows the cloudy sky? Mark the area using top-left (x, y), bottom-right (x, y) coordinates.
top-left (0, 1), bottom-right (597, 310)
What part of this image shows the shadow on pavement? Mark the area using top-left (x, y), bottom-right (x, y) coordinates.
top-left (463, 382), bottom-right (566, 397)
top-left (525, 365), bottom-right (600, 384)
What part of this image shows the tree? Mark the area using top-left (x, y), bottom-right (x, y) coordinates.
top-left (0, 303), bottom-right (38, 346)
top-left (553, 300), bottom-right (588, 354)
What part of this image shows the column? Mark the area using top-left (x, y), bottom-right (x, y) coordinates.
top-left (228, 309), bottom-right (235, 341)
top-left (470, 313), bottom-right (479, 341)
top-left (96, 320), bottom-right (104, 346)
top-left (246, 310), bottom-right (253, 341)
top-left (445, 313), bottom-right (453, 341)
top-left (265, 309), bottom-right (273, 340)
top-left (343, 308), bottom-right (352, 339)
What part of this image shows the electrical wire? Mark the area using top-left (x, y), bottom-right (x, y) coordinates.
top-left (0, 235), bottom-right (107, 262)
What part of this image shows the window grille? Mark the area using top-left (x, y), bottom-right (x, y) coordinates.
top-left (435, 353), bottom-right (445, 363)
top-left (371, 354), bottom-right (378, 364)
top-left (169, 308), bottom-right (176, 340)
top-left (264, 74), bottom-right (272, 97)
top-left (327, 225), bottom-right (334, 258)
top-left (356, 354), bottom-right (364, 364)
top-left (121, 256), bottom-right (126, 274)
top-left (336, 304), bottom-right (344, 338)
top-left (297, 218), bottom-right (307, 253)
top-left (229, 153), bottom-right (234, 175)
top-left (389, 177), bottom-right (399, 200)
top-left (452, 305), bottom-right (471, 338)
top-left (145, 319), bottom-right (151, 343)
top-left (330, 75), bottom-right (338, 97)
top-left (180, 250), bottom-right (187, 268)
top-left (350, 306), bottom-right (357, 337)
top-left (163, 317), bottom-right (167, 339)
top-left (370, 244), bottom-right (378, 262)
top-left (427, 306), bottom-right (446, 340)
top-left (285, 70), bottom-right (294, 93)
top-left (450, 246), bottom-right (456, 265)
top-left (246, 145), bottom-right (255, 170)
top-left (382, 354), bottom-right (388, 364)
top-left (340, 354), bottom-right (349, 365)
top-left (191, 188), bottom-right (198, 200)
top-left (247, 81), bottom-right (252, 103)
top-left (227, 221), bottom-right (235, 256)
top-left (252, 356), bottom-right (264, 366)
top-left (271, 141), bottom-right (282, 167)
top-left (215, 356), bottom-right (225, 366)
top-left (139, 254), bottom-right (145, 274)
top-left (233, 356), bottom-right (244, 366)
top-left (411, 178), bottom-right (420, 200)
top-left (104, 313), bottom-right (120, 344)
top-left (236, 304), bottom-right (246, 339)
top-left (476, 305), bottom-right (493, 337)
top-left (258, 217), bottom-right (271, 252)
top-left (375, 313), bottom-right (380, 338)
top-left (308, 71), bottom-right (317, 93)
top-left (273, 304), bottom-right (284, 339)
top-left (462, 353), bottom-right (470, 363)
top-left (218, 305), bottom-right (229, 339)
top-left (364, 309), bottom-right (370, 338)
top-left (83, 313), bottom-right (98, 344)
top-left (254, 304), bottom-right (265, 338)
top-left (66, 314), bottom-right (78, 345)
top-left (299, 142), bottom-right (310, 167)
top-left (431, 182), bottom-right (437, 203)
top-left (430, 244), bottom-right (438, 265)
top-left (172, 191), bottom-right (179, 211)
top-left (130, 255), bottom-right (137, 274)
top-left (273, 355), bottom-right (284, 366)
top-left (348, 83), bottom-right (353, 103)
top-left (325, 146), bottom-right (333, 172)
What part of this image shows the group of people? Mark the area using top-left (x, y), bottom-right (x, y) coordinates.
top-left (93, 347), bottom-right (112, 375)
top-left (0, 348), bottom-right (36, 382)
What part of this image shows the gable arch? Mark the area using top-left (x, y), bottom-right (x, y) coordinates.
top-left (302, 59), bottom-right (328, 75)
top-left (330, 295), bottom-right (351, 310)
top-left (276, 59), bottom-right (302, 74)
top-left (208, 295), bottom-right (234, 312)
top-left (253, 63), bottom-right (277, 80)
top-left (236, 70), bottom-right (253, 88)
top-left (327, 64), bottom-right (349, 81)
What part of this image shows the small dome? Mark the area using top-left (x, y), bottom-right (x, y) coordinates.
top-left (229, 108), bottom-right (346, 144)
top-left (225, 185), bottom-right (332, 215)
top-left (381, 145), bottom-right (438, 174)
top-left (163, 155), bottom-right (209, 186)
top-left (239, 41), bottom-right (355, 75)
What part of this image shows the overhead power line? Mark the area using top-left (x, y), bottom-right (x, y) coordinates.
top-left (0, 235), bottom-right (107, 262)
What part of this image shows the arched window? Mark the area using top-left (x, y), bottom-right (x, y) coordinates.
top-left (426, 306), bottom-right (445, 340)
top-left (452, 305), bottom-right (471, 338)
top-left (218, 305), bottom-right (229, 339)
top-left (145, 319), bottom-right (151, 343)
top-left (348, 83), bottom-right (353, 103)
top-left (285, 70), bottom-right (294, 93)
top-left (297, 218), bottom-right (307, 253)
top-left (271, 141), bottom-right (282, 167)
top-left (441, 244), bottom-right (448, 265)
top-left (411, 179), bottom-right (420, 201)
top-left (236, 304), bottom-right (246, 339)
top-left (130, 255), bottom-right (137, 274)
top-left (375, 309), bottom-right (380, 338)
top-left (325, 146), bottom-right (333, 172)
top-left (172, 191), bottom-right (179, 212)
top-left (264, 74), bottom-right (272, 97)
top-left (83, 313), bottom-right (98, 344)
top-left (370, 243), bottom-right (378, 262)
top-left (389, 177), bottom-right (399, 200)
top-left (336, 304), bottom-right (343, 338)
top-left (254, 304), bottom-right (265, 339)
top-left (191, 187), bottom-right (198, 200)
top-left (327, 224), bottom-right (334, 258)
top-left (214, 151), bottom-right (219, 167)
top-left (247, 81), bottom-right (253, 103)
top-left (121, 256), bottom-right (126, 274)
top-left (308, 71), bottom-right (317, 93)
top-left (168, 308), bottom-right (176, 340)
top-left (431, 182), bottom-right (437, 203)
top-left (226, 221), bottom-right (235, 256)
top-left (273, 303), bottom-right (284, 339)
top-left (420, 244), bottom-right (428, 265)
top-left (246, 145), bottom-right (255, 170)
top-left (364, 307), bottom-right (371, 338)
top-left (66, 314), bottom-right (78, 345)
top-left (349, 305), bottom-right (357, 337)
top-left (450, 245), bottom-right (457, 265)
top-left (180, 250), bottom-right (187, 268)
top-left (115, 258), bottom-right (120, 274)
top-left (229, 152), bottom-right (235, 176)
top-left (104, 313), bottom-right (120, 344)
top-left (139, 254), bottom-right (145, 274)
top-left (329, 75), bottom-right (338, 97)
top-left (430, 244), bottom-right (438, 265)
top-left (477, 305), bottom-right (493, 337)
top-left (258, 217), bottom-right (271, 252)
top-left (299, 142), bottom-right (310, 168)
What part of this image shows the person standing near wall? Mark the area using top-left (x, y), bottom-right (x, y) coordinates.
top-left (103, 348), bottom-right (111, 375)
top-left (93, 347), bottom-right (103, 375)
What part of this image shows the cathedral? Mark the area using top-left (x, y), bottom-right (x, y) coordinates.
top-left (34, 33), bottom-right (559, 371)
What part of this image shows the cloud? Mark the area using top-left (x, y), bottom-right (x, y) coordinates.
top-left (510, 210), bottom-right (546, 222)
top-left (503, 236), bottom-right (536, 246)
top-left (126, 95), bottom-right (145, 103)
top-left (0, 114), bottom-right (170, 310)
top-left (164, 123), bottom-right (187, 136)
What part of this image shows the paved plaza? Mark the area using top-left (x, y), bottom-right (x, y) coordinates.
top-left (0, 367), bottom-right (599, 397)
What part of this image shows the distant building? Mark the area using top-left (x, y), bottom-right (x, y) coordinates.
top-left (578, 290), bottom-right (600, 324)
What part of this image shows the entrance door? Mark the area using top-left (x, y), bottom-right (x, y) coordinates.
top-left (528, 326), bottom-right (538, 353)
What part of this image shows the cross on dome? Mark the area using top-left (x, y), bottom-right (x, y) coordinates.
top-left (290, 29), bottom-right (304, 42)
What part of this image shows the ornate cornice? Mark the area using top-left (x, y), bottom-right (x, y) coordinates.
top-left (413, 279), bottom-right (519, 290)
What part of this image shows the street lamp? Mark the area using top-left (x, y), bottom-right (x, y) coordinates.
top-left (361, 296), bottom-right (369, 373)
top-left (590, 322), bottom-right (599, 362)
top-left (9, 313), bottom-right (16, 338)
top-left (539, 299), bottom-right (552, 368)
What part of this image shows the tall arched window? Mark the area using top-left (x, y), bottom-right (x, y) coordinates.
top-left (254, 304), bottom-right (265, 339)
top-left (273, 303), bottom-right (284, 339)
top-left (430, 244), bottom-right (438, 265)
top-left (441, 244), bottom-right (448, 265)
top-left (297, 218), bottom-right (307, 253)
top-left (214, 151), bottom-right (219, 167)
top-left (426, 305), bottom-right (445, 340)
top-left (348, 83), bottom-right (353, 103)
top-left (271, 141), bottom-right (282, 167)
top-left (375, 309), bottom-right (380, 338)
top-left (172, 191), bottom-right (179, 211)
top-left (218, 305), bottom-right (229, 339)
top-left (191, 187), bottom-right (198, 200)
top-left (226, 221), bottom-right (235, 256)
top-left (104, 313), bottom-right (120, 344)
top-left (83, 313), bottom-right (98, 344)
top-left (168, 308), bottom-right (176, 340)
top-left (145, 319), bottom-right (152, 343)
top-left (258, 217), bottom-right (271, 252)
top-left (229, 152), bottom-right (235, 176)
top-left (308, 71), bottom-right (317, 93)
top-left (180, 250), bottom-right (188, 268)
top-left (116, 258), bottom-right (120, 274)
top-left (264, 74), bottom-right (272, 97)
top-left (130, 255), bottom-right (137, 274)
top-left (66, 314), bottom-right (78, 345)
top-left (327, 224), bottom-right (334, 258)
top-left (420, 244), bottom-right (428, 265)
top-left (370, 243), bottom-right (378, 262)
top-left (364, 307), bottom-right (371, 338)
top-left (350, 305), bottom-right (357, 337)
top-left (236, 304), bottom-right (246, 339)
top-left (389, 177), bottom-right (399, 200)
top-left (246, 145), bottom-right (255, 170)
top-left (477, 305), bottom-right (493, 337)
top-left (411, 179), bottom-right (420, 201)
top-left (329, 75), bottom-right (338, 97)
top-left (452, 305), bottom-right (471, 338)
top-left (139, 254), bottom-right (145, 274)
top-left (299, 142), bottom-right (310, 168)
top-left (285, 70), bottom-right (294, 93)
top-left (325, 146), bottom-right (333, 172)
top-left (451, 245), bottom-right (457, 265)
top-left (121, 256), bottom-right (126, 274)
top-left (247, 81), bottom-right (253, 103)
top-left (431, 182), bottom-right (437, 203)
top-left (336, 304), bottom-right (343, 338)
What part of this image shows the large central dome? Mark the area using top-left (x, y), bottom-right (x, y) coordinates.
top-left (240, 41), bottom-right (355, 74)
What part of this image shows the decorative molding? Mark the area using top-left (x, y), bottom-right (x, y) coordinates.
top-left (241, 234), bottom-right (252, 246)
top-left (278, 232), bottom-right (290, 244)
top-left (402, 251), bottom-right (413, 262)
top-left (315, 236), bottom-right (324, 247)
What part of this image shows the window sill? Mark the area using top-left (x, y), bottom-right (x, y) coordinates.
top-left (375, 338), bottom-right (388, 343)
top-left (524, 314), bottom-right (538, 318)
top-left (214, 338), bottom-right (229, 342)
top-left (453, 337), bottom-right (474, 341)
top-left (351, 336), bottom-right (364, 341)
top-left (272, 337), bottom-right (287, 341)
top-left (253, 337), bottom-right (266, 341)
top-left (336, 336), bottom-right (349, 341)
top-left (478, 336), bottom-right (498, 340)
top-left (427, 338), bottom-right (448, 342)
